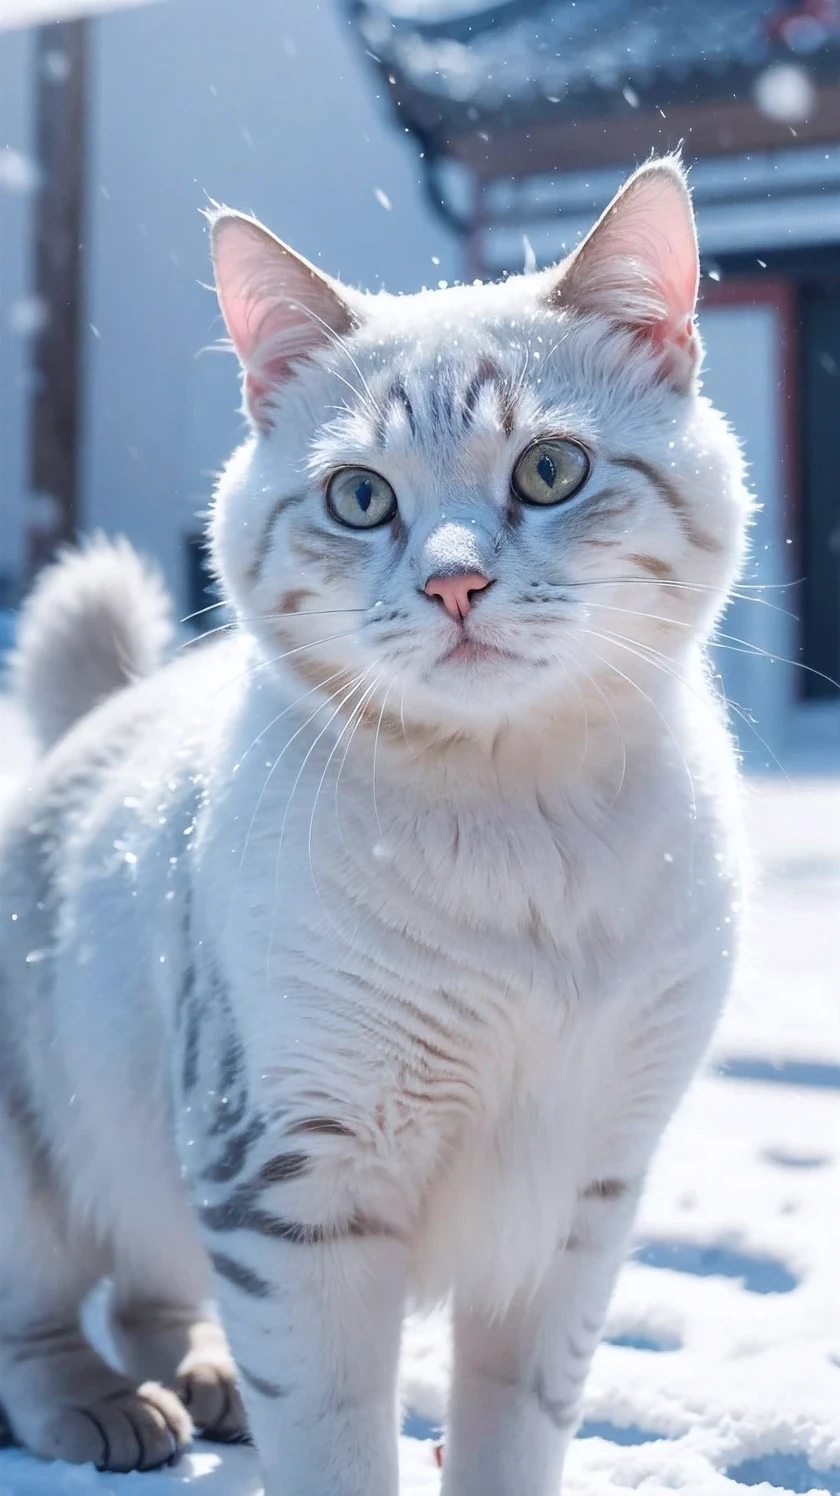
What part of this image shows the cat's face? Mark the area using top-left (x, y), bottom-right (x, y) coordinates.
top-left (210, 159), bottom-right (748, 731)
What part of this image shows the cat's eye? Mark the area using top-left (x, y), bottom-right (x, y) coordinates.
top-left (511, 438), bottom-right (590, 507)
top-left (326, 467), bottom-right (397, 529)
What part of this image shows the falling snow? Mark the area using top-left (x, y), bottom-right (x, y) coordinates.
top-left (0, 709), bottom-right (837, 1495)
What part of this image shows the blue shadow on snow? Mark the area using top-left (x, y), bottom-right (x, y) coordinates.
top-left (715, 1057), bottom-right (840, 1090)
top-left (763, 1147), bottom-right (831, 1169)
top-left (727, 1453), bottom-right (840, 1493)
top-left (577, 1420), bottom-right (669, 1446)
top-left (634, 1239), bottom-right (798, 1294)
top-left (402, 1411), bottom-right (441, 1442)
top-left (604, 1329), bottom-right (681, 1352)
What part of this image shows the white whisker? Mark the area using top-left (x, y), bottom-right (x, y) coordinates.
top-left (237, 670), bottom-right (360, 878)
top-left (371, 680), bottom-right (393, 845)
top-left (267, 670), bottom-right (376, 982)
top-left (557, 576), bottom-right (798, 619)
top-left (333, 677), bottom-right (382, 857)
top-left (306, 670), bottom-right (382, 940)
top-left (579, 596), bottom-right (839, 693)
top-left (562, 639), bottom-right (624, 797)
top-left (581, 623), bottom-right (792, 786)
top-left (573, 627), bottom-right (699, 828)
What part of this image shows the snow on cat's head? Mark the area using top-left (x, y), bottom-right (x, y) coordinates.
top-left (209, 157), bottom-right (748, 730)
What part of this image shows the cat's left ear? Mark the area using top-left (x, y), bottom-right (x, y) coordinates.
top-left (209, 208), bottom-right (362, 430)
top-left (547, 156), bottom-right (700, 390)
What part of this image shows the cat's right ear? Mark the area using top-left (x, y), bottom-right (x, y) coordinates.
top-left (208, 208), bottom-right (360, 430)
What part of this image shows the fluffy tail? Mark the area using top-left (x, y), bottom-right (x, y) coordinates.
top-left (9, 534), bottom-right (174, 751)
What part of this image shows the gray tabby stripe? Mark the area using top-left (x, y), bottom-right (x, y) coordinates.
top-left (238, 1365), bottom-right (286, 1400)
top-left (613, 454), bottom-right (720, 554)
top-left (288, 1117), bottom-right (354, 1137)
top-left (380, 378), bottom-right (415, 443)
top-left (200, 1193), bottom-right (388, 1243)
top-left (209, 1251), bottom-right (273, 1300)
top-left (201, 1115), bottom-right (267, 1184)
top-left (246, 495), bottom-right (306, 583)
top-left (531, 1371), bottom-right (579, 1432)
top-left (258, 1152), bottom-right (311, 1184)
top-left (199, 1196), bottom-right (329, 1242)
top-left (580, 1178), bottom-right (630, 1201)
top-left (180, 987), bottom-right (201, 1095)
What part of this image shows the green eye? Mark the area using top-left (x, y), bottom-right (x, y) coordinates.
top-left (326, 467), bottom-right (397, 529)
top-left (511, 438), bottom-right (590, 506)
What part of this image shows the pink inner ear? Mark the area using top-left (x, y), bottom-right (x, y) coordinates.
top-left (558, 164), bottom-right (699, 332)
top-left (632, 173), bottom-right (699, 327)
top-left (211, 212), bottom-right (357, 424)
top-left (552, 162), bottom-right (700, 387)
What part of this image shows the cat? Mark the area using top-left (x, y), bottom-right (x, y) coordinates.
top-left (0, 155), bottom-right (748, 1496)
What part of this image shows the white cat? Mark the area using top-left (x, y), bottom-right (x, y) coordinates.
top-left (0, 156), bottom-right (747, 1496)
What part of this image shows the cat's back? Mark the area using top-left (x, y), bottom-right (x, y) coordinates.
top-left (0, 634), bottom-right (251, 988)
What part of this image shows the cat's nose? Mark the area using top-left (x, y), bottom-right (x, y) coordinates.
top-left (423, 572), bottom-right (493, 621)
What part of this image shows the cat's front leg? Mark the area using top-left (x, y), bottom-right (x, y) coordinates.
top-left (441, 1179), bottom-right (639, 1496)
top-left (441, 963), bottom-right (731, 1496)
top-left (202, 1210), bottom-right (406, 1496)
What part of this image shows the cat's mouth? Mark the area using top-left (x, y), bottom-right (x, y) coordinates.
top-left (438, 638), bottom-right (517, 667)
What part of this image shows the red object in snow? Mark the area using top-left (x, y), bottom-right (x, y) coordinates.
top-left (434, 1442), bottom-right (444, 1468)
top-left (766, 0), bottom-right (840, 47)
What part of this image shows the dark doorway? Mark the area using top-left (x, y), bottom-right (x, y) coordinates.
top-left (713, 246), bottom-right (840, 700)
top-left (800, 285), bottom-right (840, 698)
top-left (184, 532), bottom-right (222, 627)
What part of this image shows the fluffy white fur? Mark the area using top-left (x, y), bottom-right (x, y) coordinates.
top-left (8, 533), bottom-right (173, 750)
top-left (0, 158), bottom-right (748, 1496)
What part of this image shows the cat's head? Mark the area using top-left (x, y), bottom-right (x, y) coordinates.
top-left (209, 157), bottom-right (748, 735)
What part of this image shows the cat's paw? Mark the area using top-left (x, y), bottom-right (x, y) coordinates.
top-left (178, 1362), bottom-right (248, 1442)
top-left (27, 1382), bottom-right (192, 1471)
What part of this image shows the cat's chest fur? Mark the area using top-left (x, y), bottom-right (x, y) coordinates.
top-left (152, 670), bottom-right (732, 1308)
top-left (196, 694), bottom-right (719, 1145)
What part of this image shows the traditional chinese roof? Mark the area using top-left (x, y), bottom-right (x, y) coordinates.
top-left (352, 0), bottom-right (840, 143)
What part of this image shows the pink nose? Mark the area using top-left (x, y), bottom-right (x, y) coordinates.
top-left (424, 572), bottom-right (492, 622)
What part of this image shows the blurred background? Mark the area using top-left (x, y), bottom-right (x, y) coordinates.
top-left (1, 12), bottom-right (839, 1491)
top-left (1, 0), bottom-right (840, 761)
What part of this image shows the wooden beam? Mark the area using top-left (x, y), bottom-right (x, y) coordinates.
top-left (26, 19), bottom-right (87, 576)
top-left (447, 84), bottom-right (840, 183)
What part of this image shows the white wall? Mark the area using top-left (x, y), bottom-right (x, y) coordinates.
top-left (700, 301), bottom-right (797, 762)
top-left (0, 24), bottom-right (35, 591)
top-left (81, 0), bottom-right (459, 613)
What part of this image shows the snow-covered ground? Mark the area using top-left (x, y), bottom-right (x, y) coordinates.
top-left (0, 709), bottom-right (837, 1495)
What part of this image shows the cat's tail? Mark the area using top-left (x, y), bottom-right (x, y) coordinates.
top-left (9, 534), bottom-right (174, 752)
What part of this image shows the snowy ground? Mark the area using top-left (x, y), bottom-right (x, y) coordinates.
top-left (0, 708), bottom-right (838, 1495)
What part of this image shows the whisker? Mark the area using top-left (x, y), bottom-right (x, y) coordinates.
top-left (237, 668), bottom-right (364, 877)
top-left (371, 680), bottom-right (393, 845)
top-left (573, 628), bottom-right (698, 826)
top-left (306, 668), bottom-right (382, 939)
top-left (197, 629), bottom-right (364, 717)
top-left (268, 670), bottom-right (375, 981)
top-left (555, 576), bottom-right (799, 619)
top-left (562, 638), bottom-right (624, 796)
top-left (294, 302), bottom-right (384, 427)
top-left (226, 666), bottom-right (358, 914)
top-left (334, 676), bottom-right (383, 857)
top-left (233, 664), bottom-right (355, 776)
top-left (582, 623), bottom-right (792, 785)
top-left (580, 598), bottom-right (840, 696)
top-left (178, 620), bottom-right (237, 648)
top-left (180, 599), bottom-right (229, 624)
top-left (179, 608), bottom-right (368, 651)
